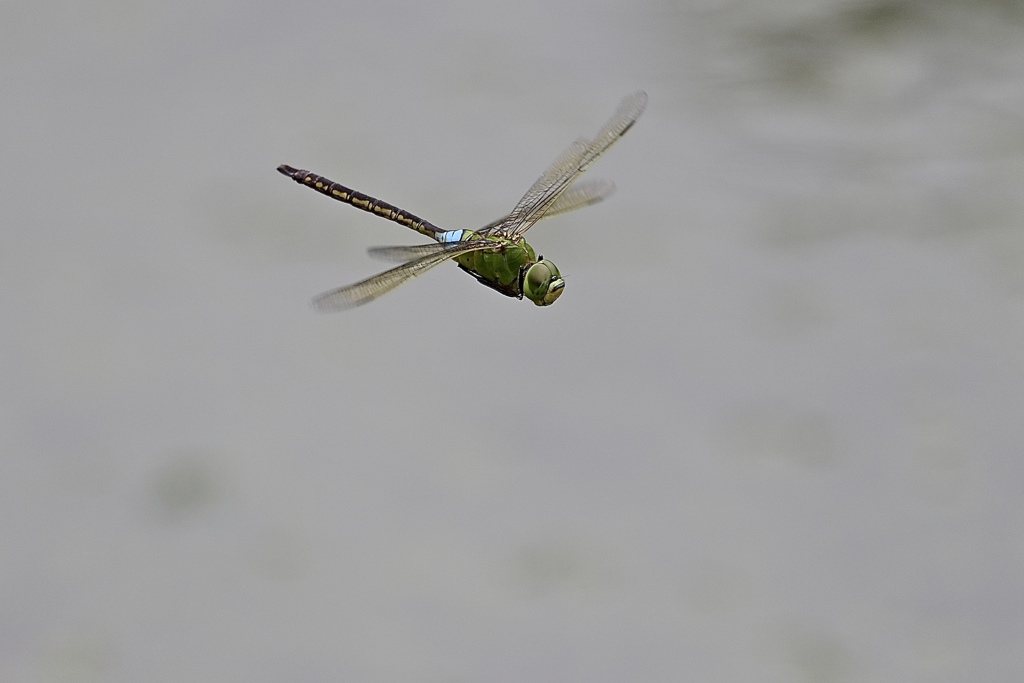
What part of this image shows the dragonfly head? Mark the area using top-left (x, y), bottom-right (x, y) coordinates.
top-left (523, 259), bottom-right (565, 306)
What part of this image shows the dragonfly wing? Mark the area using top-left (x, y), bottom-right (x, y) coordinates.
top-left (375, 180), bottom-right (615, 261)
top-left (487, 137), bottom-right (588, 237)
top-left (477, 178), bottom-right (616, 234)
top-left (311, 240), bottom-right (498, 311)
top-left (489, 91), bottom-right (647, 239)
top-left (367, 243), bottom-right (453, 263)
top-left (542, 177), bottom-right (616, 218)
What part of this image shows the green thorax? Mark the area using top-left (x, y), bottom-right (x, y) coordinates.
top-left (453, 231), bottom-right (537, 298)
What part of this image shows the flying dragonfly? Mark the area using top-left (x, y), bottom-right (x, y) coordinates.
top-left (278, 91), bottom-right (647, 310)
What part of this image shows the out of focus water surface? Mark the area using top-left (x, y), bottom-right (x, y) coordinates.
top-left (2, 1), bottom-right (1023, 681)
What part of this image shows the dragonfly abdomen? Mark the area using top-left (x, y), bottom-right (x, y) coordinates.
top-left (437, 229), bottom-right (467, 243)
top-left (277, 165), bottom-right (443, 239)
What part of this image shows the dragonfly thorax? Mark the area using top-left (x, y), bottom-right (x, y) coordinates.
top-left (523, 259), bottom-right (565, 306)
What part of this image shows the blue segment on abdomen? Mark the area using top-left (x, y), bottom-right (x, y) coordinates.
top-left (437, 230), bottom-right (465, 243)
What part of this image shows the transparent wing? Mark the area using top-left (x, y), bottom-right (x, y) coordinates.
top-left (486, 91), bottom-right (647, 239)
top-left (539, 177), bottom-right (617, 218)
top-left (311, 240), bottom-right (498, 311)
top-left (370, 178), bottom-right (617, 263)
top-left (367, 243), bottom-right (452, 263)
top-left (477, 178), bottom-right (616, 233)
top-left (478, 137), bottom-right (587, 237)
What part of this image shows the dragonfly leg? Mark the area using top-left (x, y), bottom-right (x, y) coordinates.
top-left (456, 263), bottom-right (521, 299)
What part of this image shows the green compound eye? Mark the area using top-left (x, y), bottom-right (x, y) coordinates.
top-left (523, 260), bottom-right (565, 306)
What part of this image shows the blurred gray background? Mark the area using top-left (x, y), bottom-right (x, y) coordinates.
top-left (3, 0), bottom-right (1023, 681)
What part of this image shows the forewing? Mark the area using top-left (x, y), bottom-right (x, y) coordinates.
top-left (488, 91), bottom-right (647, 239)
top-left (310, 240), bottom-right (497, 311)
top-left (482, 137), bottom-right (587, 237)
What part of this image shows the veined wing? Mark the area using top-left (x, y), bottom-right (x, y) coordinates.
top-left (369, 178), bottom-right (616, 264)
top-left (367, 242), bottom-right (454, 263)
top-left (477, 178), bottom-right (616, 233)
top-left (478, 137), bottom-right (587, 237)
top-left (485, 91), bottom-right (647, 239)
top-left (311, 240), bottom-right (499, 311)
top-left (370, 179), bottom-right (616, 263)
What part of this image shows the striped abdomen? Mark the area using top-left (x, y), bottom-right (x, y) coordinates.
top-left (277, 165), bottom-right (443, 239)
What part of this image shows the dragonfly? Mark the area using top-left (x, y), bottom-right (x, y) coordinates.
top-left (278, 91), bottom-right (647, 311)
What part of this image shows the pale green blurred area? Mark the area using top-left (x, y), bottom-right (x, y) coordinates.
top-left (2, 0), bottom-right (1023, 681)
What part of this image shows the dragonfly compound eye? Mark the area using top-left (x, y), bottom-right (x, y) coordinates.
top-left (524, 260), bottom-right (565, 306)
